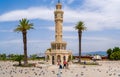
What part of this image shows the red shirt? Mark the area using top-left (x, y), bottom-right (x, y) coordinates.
top-left (63, 61), bottom-right (67, 64)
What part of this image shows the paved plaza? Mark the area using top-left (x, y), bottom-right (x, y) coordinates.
top-left (0, 61), bottom-right (120, 77)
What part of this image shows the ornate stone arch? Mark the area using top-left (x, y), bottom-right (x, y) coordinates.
top-left (57, 55), bottom-right (61, 62)
top-left (52, 56), bottom-right (55, 65)
top-left (63, 56), bottom-right (66, 61)
top-left (46, 55), bottom-right (50, 61)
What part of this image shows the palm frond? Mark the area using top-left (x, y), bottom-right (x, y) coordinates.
top-left (14, 18), bottom-right (34, 32)
top-left (75, 21), bottom-right (87, 31)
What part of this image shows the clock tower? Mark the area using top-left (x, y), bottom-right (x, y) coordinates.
top-left (45, 0), bottom-right (72, 65)
top-left (54, 1), bottom-right (63, 42)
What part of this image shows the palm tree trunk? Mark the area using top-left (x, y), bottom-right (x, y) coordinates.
top-left (78, 30), bottom-right (82, 63)
top-left (22, 31), bottom-right (28, 65)
top-left (19, 61), bottom-right (22, 66)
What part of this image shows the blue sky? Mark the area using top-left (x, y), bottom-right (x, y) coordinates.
top-left (0, 0), bottom-right (120, 55)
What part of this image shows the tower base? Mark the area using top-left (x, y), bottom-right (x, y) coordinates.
top-left (45, 49), bottom-right (72, 65)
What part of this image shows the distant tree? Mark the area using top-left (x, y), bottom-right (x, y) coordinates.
top-left (68, 55), bottom-right (72, 61)
top-left (107, 47), bottom-right (120, 60)
top-left (86, 54), bottom-right (92, 56)
top-left (30, 54), bottom-right (37, 60)
top-left (14, 18), bottom-right (33, 65)
top-left (8, 54), bottom-right (15, 60)
top-left (72, 56), bottom-right (75, 60)
top-left (0, 53), bottom-right (6, 60)
top-left (75, 21), bottom-right (86, 63)
top-left (110, 51), bottom-right (120, 60)
top-left (107, 48), bottom-right (112, 59)
top-left (113, 47), bottom-right (120, 52)
top-left (14, 55), bottom-right (24, 66)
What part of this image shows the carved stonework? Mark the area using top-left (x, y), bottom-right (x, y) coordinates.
top-left (45, 1), bottom-right (72, 65)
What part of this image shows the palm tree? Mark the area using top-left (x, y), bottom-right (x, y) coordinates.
top-left (14, 55), bottom-right (24, 66)
top-left (14, 18), bottom-right (33, 65)
top-left (75, 21), bottom-right (86, 63)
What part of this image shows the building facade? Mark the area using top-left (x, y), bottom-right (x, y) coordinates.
top-left (45, 1), bottom-right (72, 65)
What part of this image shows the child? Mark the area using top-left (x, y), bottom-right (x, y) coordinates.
top-left (59, 64), bottom-right (62, 69)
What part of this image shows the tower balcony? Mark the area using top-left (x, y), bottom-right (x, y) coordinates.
top-left (54, 10), bottom-right (64, 13)
top-left (55, 18), bottom-right (63, 22)
top-left (51, 41), bottom-right (67, 50)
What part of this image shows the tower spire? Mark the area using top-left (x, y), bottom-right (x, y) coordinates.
top-left (58, 0), bottom-right (60, 3)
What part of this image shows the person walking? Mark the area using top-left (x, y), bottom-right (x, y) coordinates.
top-left (63, 60), bottom-right (67, 69)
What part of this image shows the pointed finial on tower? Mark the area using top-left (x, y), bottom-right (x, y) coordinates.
top-left (58, 0), bottom-right (60, 3)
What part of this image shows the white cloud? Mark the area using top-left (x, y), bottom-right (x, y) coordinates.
top-left (64, 8), bottom-right (120, 31)
top-left (0, 39), bottom-right (22, 44)
top-left (83, 37), bottom-right (117, 42)
top-left (47, 26), bottom-right (75, 32)
top-left (63, 36), bottom-right (77, 39)
top-left (63, 26), bottom-right (75, 32)
top-left (64, 0), bottom-right (120, 31)
top-left (0, 0), bottom-right (120, 32)
top-left (67, 0), bottom-right (74, 4)
top-left (82, 38), bottom-right (120, 52)
top-left (0, 29), bottom-right (13, 32)
top-left (0, 0), bottom-right (120, 54)
top-left (63, 35), bottom-right (118, 42)
top-left (0, 39), bottom-right (51, 44)
top-left (0, 39), bottom-right (51, 54)
top-left (83, 0), bottom-right (120, 29)
top-left (0, 7), bottom-right (54, 22)
top-left (65, 36), bottom-right (120, 52)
